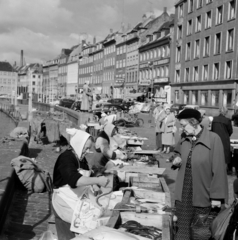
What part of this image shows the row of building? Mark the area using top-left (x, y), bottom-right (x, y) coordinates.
top-left (2, 0), bottom-right (238, 116)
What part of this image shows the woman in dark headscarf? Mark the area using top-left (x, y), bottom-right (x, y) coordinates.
top-left (172, 109), bottom-right (228, 240)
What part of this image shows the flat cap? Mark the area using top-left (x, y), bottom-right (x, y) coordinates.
top-left (176, 108), bottom-right (202, 122)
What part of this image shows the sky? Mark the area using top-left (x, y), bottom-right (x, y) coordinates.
top-left (0, 0), bottom-right (176, 65)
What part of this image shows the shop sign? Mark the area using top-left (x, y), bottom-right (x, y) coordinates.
top-left (154, 78), bottom-right (169, 83)
top-left (140, 63), bottom-right (148, 69)
top-left (154, 58), bottom-right (169, 66)
top-left (139, 79), bottom-right (151, 86)
top-left (114, 78), bottom-right (124, 87)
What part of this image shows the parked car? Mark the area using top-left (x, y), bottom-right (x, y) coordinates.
top-left (71, 100), bottom-right (81, 111)
top-left (171, 103), bottom-right (186, 115)
top-left (107, 98), bottom-right (123, 104)
top-left (59, 98), bottom-right (75, 108)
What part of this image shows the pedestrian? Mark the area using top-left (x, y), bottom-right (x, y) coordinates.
top-left (81, 82), bottom-right (91, 112)
top-left (161, 106), bottom-right (176, 154)
top-left (211, 107), bottom-right (233, 173)
top-left (199, 109), bottom-right (211, 130)
top-left (172, 109), bottom-right (228, 240)
top-left (52, 128), bottom-right (109, 239)
top-left (154, 103), bottom-right (164, 151)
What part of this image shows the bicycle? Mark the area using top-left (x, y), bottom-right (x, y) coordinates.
top-left (114, 112), bottom-right (144, 127)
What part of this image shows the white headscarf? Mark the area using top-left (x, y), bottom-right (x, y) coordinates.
top-left (66, 128), bottom-right (90, 159)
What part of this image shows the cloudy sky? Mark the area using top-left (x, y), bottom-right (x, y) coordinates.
top-left (0, 0), bottom-right (175, 65)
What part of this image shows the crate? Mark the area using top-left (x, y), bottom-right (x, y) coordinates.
top-left (107, 189), bottom-right (172, 240)
top-left (129, 176), bottom-right (171, 207)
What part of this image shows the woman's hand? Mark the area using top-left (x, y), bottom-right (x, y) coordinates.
top-left (171, 156), bottom-right (182, 170)
top-left (97, 176), bottom-right (110, 188)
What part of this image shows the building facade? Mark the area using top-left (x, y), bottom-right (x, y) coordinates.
top-left (138, 10), bottom-right (173, 101)
top-left (0, 61), bottom-right (17, 102)
top-left (43, 59), bottom-right (58, 103)
top-left (125, 31), bottom-right (140, 96)
top-left (17, 63), bottom-right (43, 102)
top-left (91, 41), bottom-right (104, 95)
top-left (171, 0), bottom-right (238, 116)
top-left (102, 31), bottom-right (117, 97)
top-left (67, 44), bottom-right (81, 99)
top-left (58, 49), bottom-right (72, 98)
top-left (115, 33), bottom-right (127, 98)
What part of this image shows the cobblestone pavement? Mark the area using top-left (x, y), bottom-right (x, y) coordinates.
top-left (1, 120), bottom-right (237, 239)
top-left (1, 141), bottom-right (67, 240)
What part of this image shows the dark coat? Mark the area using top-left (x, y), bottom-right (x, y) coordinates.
top-left (174, 127), bottom-right (228, 207)
top-left (211, 114), bottom-right (233, 164)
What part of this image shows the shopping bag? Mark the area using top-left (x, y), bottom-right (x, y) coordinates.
top-left (211, 201), bottom-right (237, 240)
top-left (190, 210), bottom-right (215, 240)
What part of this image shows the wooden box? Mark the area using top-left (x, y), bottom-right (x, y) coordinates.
top-left (107, 189), bottom-right (172, 240)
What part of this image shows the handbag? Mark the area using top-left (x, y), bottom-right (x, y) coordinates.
top-left (211, 201), bottom-right (237, 240)
top-left (190, 209), bottom-right (216, 240)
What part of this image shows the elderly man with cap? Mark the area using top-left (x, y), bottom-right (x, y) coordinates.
top-left (172, 108), bottom-right (228, 240)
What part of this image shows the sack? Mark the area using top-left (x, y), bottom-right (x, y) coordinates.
top-left (172, 126), bottom-right (177, 133)
top-left (211, 202), bottom-right (237, 240)
top-left (11, 156), bottom-right (53, 193)
top-left (190, 210), bottom-right (215, 240)
top-left (223, 201), bottom-right (238, 240)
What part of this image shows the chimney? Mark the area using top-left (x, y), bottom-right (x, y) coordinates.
top-left (164, 7), bottom-right (167, 13)
top-left (142, 14), bottom-right (147, 22)
top-left (93, 36), bottom-right (96, 44)
top-left (110, 28), bottom-right (113, 34)
top-left (81, 40), bottom-right (86, 51)
top-left (20, 50), bottom-right (23, 67)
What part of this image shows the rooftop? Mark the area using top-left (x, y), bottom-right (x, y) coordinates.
top-left (0, 61), bottom-right (16, 72)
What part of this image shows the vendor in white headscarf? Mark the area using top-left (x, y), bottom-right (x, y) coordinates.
top-left (52, 128), bottom-right (109, 239)
top-left (92, 123), bottom-right (127, 170)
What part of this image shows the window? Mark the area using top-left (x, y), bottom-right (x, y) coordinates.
top-left (203, 65), bottom-right (209, 81)
top-left (178, 4), bottom-right (183, 18)
top-left (223, 90), bottom-right (232, 107)
top-left (213, 63), bottom-right (220, 80)
top-left (194, 39), bottom-right (200, 58)
top-left (192, 91), bottom-right (198, 104)
top-left (216, 6), bottom-right (223, 25)
top-left (33, 75), bottom-right (36, 78)
top-left (206, 0), bottom-right (212, 3)
top-left (195, 16), bottom-right (201, 32)
top-left (228, 0), bottom-right (236, 20)
top-left (211, 90), bottom-right (219, 106)
top-left (188, 0), bottom-right (193, 12)
top-left (187, 20), bottom-right (193, 35)
top-left (176, 47), bottom-right (181, 63)
top-left (193, 66), bottom-right (199, 81)
top-left (225, 61), bottom-right (232, 79)
top-left (204, 36), bottom-right (210, 57)
top-left (201, 91), bottom-right (208, 106)
top-left (175, 90), bottom-right (179, 103)
top-left (197, 0), bottom-right (202, 8)
top-left (186, 42), bottom-right (191, 60)
top-left (227, 29), bottom-right (234, 52)
top-left (205, 11), bottom-right (212, 28)
top-left (185, 68), bottom-right (190, 82)
top-left (214, 33), bottom-right (221, 54)
top-left (177, 25), bottom-right (183, 39)
top-left (183, 91), bottom-right (189, 104)
top-left (175, 70), bottom-right (180, 83)
top-left (32, 81), bottom-right (35, 85)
